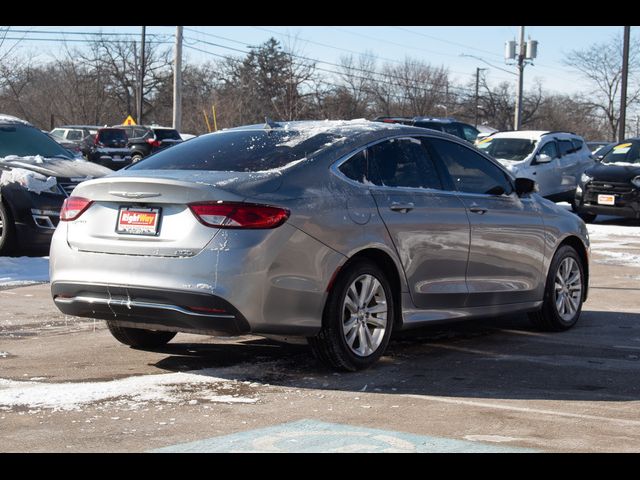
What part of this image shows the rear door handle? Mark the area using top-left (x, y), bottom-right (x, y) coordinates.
top-left (390, 202), bottom-right (414, 213)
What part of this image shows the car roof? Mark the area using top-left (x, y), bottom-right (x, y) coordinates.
top-left (375, 116), bottom-right (464, 125)
top-left (0, 114), bottom-right (33, 126)
top-left (57, 125), bottom-right (102, 129)
top-left (489, 130), bottom-right (580, 141)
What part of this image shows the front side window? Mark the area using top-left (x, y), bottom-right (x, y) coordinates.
top-left (428, 138), bottom-right (512, 196)
top-left (538, 141), bottom-right (558, 159)
top-left (367, 138), bottom-right (442, 190)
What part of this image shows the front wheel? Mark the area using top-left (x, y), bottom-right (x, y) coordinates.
top-left (0, 201), bottom-right (16, 256)
top-left (106, 321), bottom-right (177, 348)
top-left (308, 260), bottom-right (394, 371)
top-left (529, 245), bottom-right (585, 331)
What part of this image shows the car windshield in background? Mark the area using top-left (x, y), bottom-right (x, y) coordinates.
top-left (0, 124), bottom-right (73, 158)
top-left (602, 141), bottom-right (640, 165)
top-left (477, 138), bottom-right (536, 161)
top-left (154, 129), bottom-right (181, 141)
top-left (99, 129), bottom-right (127, 143)
top-left (129, 129), bottom-right (343, 172)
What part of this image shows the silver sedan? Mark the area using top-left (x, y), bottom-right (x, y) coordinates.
top-left (50, 120), bottom-right (590, 371)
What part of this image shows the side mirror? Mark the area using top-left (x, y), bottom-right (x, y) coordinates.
top-left (536, 153), bottom-right (552, 164)
top-left (515, 177), bottom-right (538, 195)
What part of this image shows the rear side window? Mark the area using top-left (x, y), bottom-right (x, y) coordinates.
top-left (129, 129), bottom-right (342, 172)
top-left (339, 150), bottom-right (376, 184)
top-left (571, 139), bottom-right (584, 152)
top-left (428, 138), bottom-right (512, 195)
top-left (558, 140), bottom-right (574, 156)
top-left (66, 130), bottom-right (83, 141)
top-left (98, 129), bottom-right (127, 142)
top-left (461, 125), bottom-right (479, 142)
top-left (154, 129), bottom-right (181, 141)
top-left (367, 138), bottom-right (442, 190)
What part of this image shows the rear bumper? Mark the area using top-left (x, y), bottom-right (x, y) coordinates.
top-left (49, 222), bottom-right (345, 337)
top-left (52, 282), bottom-right (250, 335)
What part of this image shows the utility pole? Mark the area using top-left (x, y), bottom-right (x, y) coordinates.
top-left (475, 67), bottom-right (487, 127)
top-left (506, 27), bottom-right (537, 131)
top-left (172, 26), bottom-right (183, 132)
top-left (514, 26), bottom-right (526, 131)
top-left (619, 26), bottom-right (630, 142)
top-left (137, 26), bottom-right (146, 125)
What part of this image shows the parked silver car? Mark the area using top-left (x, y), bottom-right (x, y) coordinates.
top-left (50, 120), bottom-right (590, 371)
top-left (476, 130), bottom-right (595, 205)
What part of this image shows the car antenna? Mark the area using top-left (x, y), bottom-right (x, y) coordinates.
top-left (264, 117), bottom-right (280, 130)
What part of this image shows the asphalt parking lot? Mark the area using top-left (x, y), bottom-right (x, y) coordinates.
top-left (1, 217), bottom-right (640, 452)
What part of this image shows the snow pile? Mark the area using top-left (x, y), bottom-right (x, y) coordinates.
top-left (0, 167), bottom-right (56, 194)
top-left (0, 257), bottom-right (50, 287)
top-left (275, 119), bottom-right (397, 149)
top-left (1, 154), bottom-right (46, 164)
top-left (587, 223), bottom-right (640, 268)
top-left (0, 370), bottom-right (259, 411)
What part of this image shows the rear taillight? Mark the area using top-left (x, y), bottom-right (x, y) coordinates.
top-left (189, 202), bottom-right (290, 229)
top-left (60, 196), bottom-right (93, 221)
top-left (146, 138), bottom-right (161, 147)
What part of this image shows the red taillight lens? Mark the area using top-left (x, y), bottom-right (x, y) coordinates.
top-left (60, 196), bottom-right (93, 221)
top-left (146, 138), bottom-right (161, 147)
top-left (189, 202), bottom-right (290, 229)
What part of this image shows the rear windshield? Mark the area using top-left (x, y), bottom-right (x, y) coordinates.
top-left (602, 141), bottom-right (640, 165)
top-left (476, 137), bottom-right (536, 161)
top-left (129, 129), bottom-right (342, 172)
top-left (153, 129), bottom-right (181, 141)
top-left (0, 124), bottom-right (72, 158)
top-left (98, 129), bottom-right (127, 142)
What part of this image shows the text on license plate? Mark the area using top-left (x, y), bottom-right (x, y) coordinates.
top-left (597, 194), bottom-right (615, 206)
top-left (116, 207), bottom-right (160, 235)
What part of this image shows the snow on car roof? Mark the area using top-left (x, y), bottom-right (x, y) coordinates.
top-left (489, 130), bottom-right (579, 141)
top-left (0, 114), bottom-right (32, 126)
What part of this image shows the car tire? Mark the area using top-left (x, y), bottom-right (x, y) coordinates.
top-left (529, 245), bottom-right (585, 332)
top-left (131, 154), bottom-right (143, 164)
top-left (308, 260), bottom-right (394, 371)
top-left (0, 201), bottom-right (16, 256)
top-left (106, 321), bottom-right (177, 348)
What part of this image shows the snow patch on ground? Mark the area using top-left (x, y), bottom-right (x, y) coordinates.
top-left (587, 223), bottom-right (640, 267)
top-left (0, 369), bottom-right (259, 412)
top-left (587, 223), bottom-right (640, 241)
top-left (593, 250), bottom-right (640, 267)
top-left (0, 257), bottom-right (50, 287)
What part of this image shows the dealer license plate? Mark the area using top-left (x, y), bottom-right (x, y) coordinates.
top-left (597, 194), bottom-right (615, 206)
top-left (116, 207), bottom-right (161, 236)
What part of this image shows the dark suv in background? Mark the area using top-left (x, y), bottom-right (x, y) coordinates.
top-left (375, 116), bottom-right (480, 143)
top-left (85, 127), bottom-right (132, 169)
top-left (116, 125), bottom-right (183, 163)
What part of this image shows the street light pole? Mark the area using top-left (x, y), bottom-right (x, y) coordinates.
top-left (619, 26), bottom-right (630, 142)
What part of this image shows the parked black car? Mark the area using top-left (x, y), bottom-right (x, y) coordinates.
top-left (374, 116), bottom-right (480, 143)
top-left (115, 125), bottom-right (183, 163)
top-left (576, 138), bottom-right (640, 222)
top-left (0, 115), bottom-right (112, 255)
top-left (85, 127), bottom-right (132, 169)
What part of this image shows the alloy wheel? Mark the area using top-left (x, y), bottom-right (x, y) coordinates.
top-left (554, 257), bottom-right (582, 321)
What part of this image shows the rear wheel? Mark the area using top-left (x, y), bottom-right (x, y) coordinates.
top-left (106, 321), bottom-right (176, 348)
top-left (131, 153), bottom-right (143, 164)
top-left (309, 260), bottom-right (394, 371)
top-left (529, 245), bottom-right (585, 331)
top-left (0, 201), bottom-right (16, 256)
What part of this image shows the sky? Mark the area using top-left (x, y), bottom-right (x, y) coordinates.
top-left (1, 26), bottom-right (628, 96)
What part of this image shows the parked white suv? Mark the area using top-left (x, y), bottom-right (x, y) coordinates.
top-left (476, 130), bottom-right (595, 203)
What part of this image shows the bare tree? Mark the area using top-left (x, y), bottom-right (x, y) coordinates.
top-left (564, 34), bottom-right (640, 140)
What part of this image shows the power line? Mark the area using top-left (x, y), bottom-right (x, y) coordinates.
top-left (8, 28), bottom-right (171, 38)
top-left (184, 32), bottom-right (479, 98)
